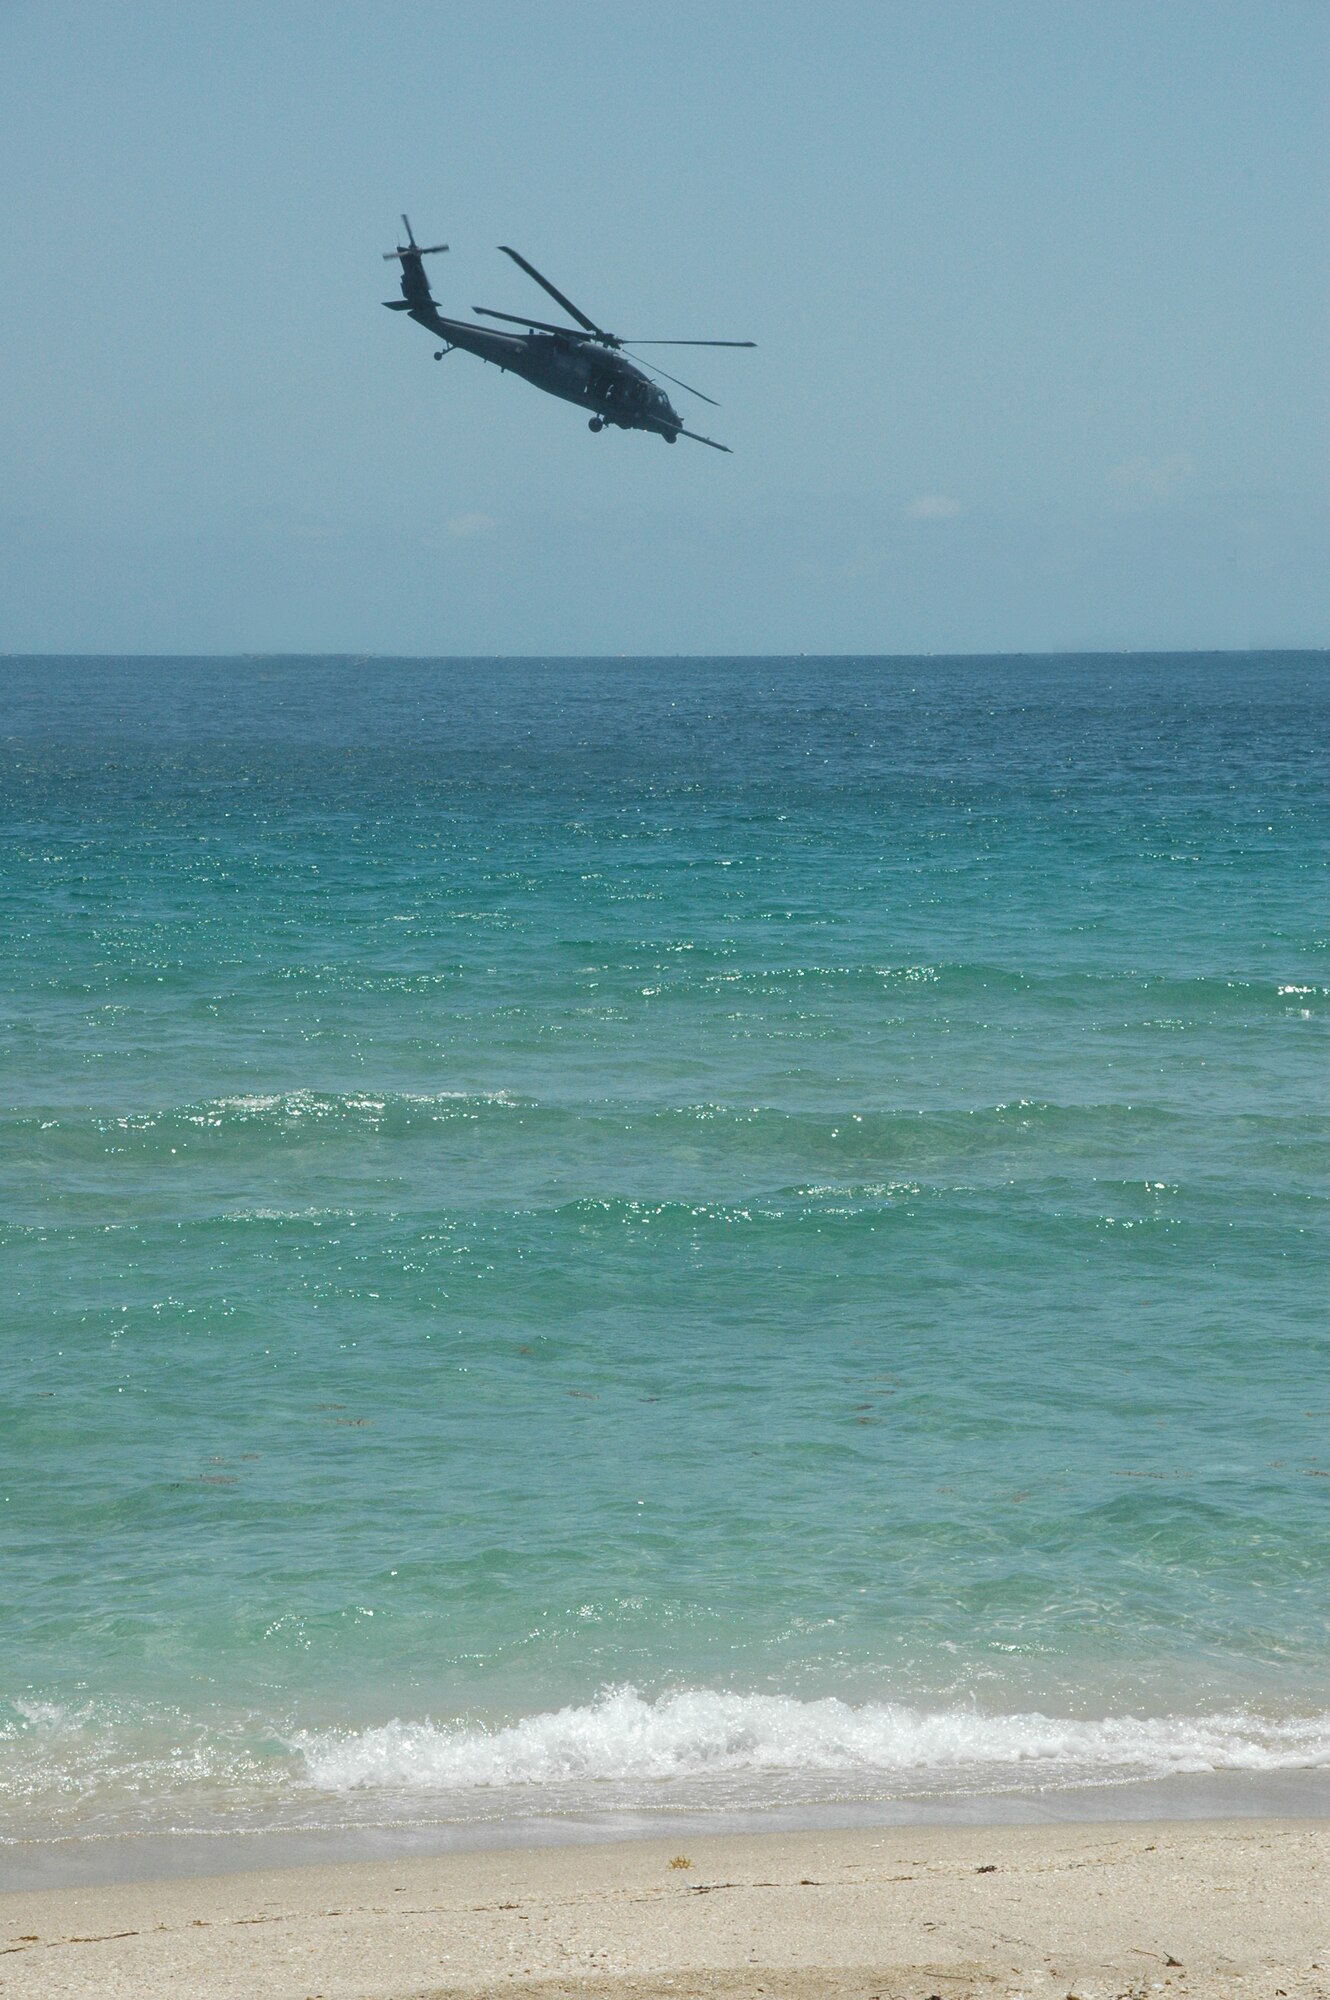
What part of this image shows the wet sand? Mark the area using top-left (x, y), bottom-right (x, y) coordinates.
top-left (2, 1819), bottom-right (1327, 1998)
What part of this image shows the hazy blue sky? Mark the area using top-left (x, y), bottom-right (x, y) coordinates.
top-left (2, 0), bottom-right (1326, 653)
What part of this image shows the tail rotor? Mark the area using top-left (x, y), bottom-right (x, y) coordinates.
top-left (383, 215), bottom-right (448, 262)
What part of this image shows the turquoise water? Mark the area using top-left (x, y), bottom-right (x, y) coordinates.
top-left (2, 654), bottom-right (1327, 1848)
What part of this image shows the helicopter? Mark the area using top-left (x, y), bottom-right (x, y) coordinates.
top-left (383, 217), bottom-right (754, 452)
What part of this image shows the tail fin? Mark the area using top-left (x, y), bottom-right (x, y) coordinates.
top-left (382, 214), bottom-right (447, 312)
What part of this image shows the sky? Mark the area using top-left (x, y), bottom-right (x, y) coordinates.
top-left (1, 0), bottom-right (1326, 655)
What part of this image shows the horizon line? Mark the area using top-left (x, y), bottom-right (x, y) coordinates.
top-left (3, 646), bottom-right (1328, 664)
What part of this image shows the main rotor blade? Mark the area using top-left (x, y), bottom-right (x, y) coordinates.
top-left (616, 340), bottom-right (756, 348)
top-left (498, 246), bottom-right (606, 337)
top-left (474, 306), bottom-right (597, 338)
top-left (623, 350), bottom-right (719, 407)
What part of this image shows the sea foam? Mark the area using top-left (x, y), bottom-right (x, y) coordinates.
top-left (296, 1688), bottom-right (1330, 1795)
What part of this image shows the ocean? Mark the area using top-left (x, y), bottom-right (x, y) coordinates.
top-left (2, 653), bottom-right (1327, 1873)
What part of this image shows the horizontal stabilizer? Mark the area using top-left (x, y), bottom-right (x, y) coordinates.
top-left (383, 299), bottom-right (415, 310)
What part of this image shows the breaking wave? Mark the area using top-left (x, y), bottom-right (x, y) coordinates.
top-left (6, 1689), bottom-right (1330, 1844)
top-left (296, 1686), bottom-right (1330, 1796)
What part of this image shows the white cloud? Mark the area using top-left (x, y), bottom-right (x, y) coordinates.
top-left (904, 494), bottom-right (962, 521)
top-left (446, 512), bottom-right (498, 538)
top-left (1109, 455), bottom-right (1195, 500)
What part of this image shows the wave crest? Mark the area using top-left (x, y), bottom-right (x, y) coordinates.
top-left (296, 1687), bottom-right (1330, 1794)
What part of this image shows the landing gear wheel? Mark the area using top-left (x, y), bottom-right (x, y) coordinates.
top-left (588, 417), bottom-right (604, 432)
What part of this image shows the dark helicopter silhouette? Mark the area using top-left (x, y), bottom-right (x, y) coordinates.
top-left (383, 217), bottom-right (754, 452)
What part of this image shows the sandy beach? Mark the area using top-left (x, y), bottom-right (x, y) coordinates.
top-left (2, 1819), bottom-right (1327, 1999)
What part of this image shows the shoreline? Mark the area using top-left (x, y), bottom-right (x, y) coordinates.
top-left (3, 1818), bottom-right (1328, 1998)
top-left (5, 1765), bottom-right (1328, 1893)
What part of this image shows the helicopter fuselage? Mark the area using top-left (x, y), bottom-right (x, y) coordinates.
top-left (381, 225), bottom-right (746, 448)
top-left (399, 296), bottom-right (681, 441)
